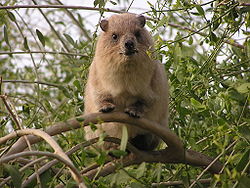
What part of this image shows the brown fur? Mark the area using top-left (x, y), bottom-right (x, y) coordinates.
top-left (84, 13), bottom-right (169, 150)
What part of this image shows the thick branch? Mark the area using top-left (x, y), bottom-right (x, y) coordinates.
top-left (83, 147), bottom-right (222, 179)
top-left (2, 112), bottom-right (222, 178)
top-left (5, 112), bottom-right (184, 156)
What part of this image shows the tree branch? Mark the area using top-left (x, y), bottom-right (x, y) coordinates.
top-left (2, 112), bottom-right (222, 178)
top-left (0, 128), bottom-right (86, 187)
top-left (0, 151), bottom-right (86, 188)
top-left (2, 79), bottom-right (62, 88)
top-left (5, 112), bottom-right (184, 156)
top-left (0, 4), bottom-right (244, 49)
top-left (0, 51), bottom-right (88, 57)
top-left (22, 137), bottom-right (135, 186)
top-left (152, 178), bottom-right (211, 187)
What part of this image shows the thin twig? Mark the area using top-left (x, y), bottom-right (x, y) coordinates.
top-left (0, 4), bottom-right (244, 49)
top-left (189, 140), bottom-right (237, 188)
top-left (0, 4), bottom-right (126, 13)
top-left (0, 51), bottom-right (88, 57)
top-left (167, 23), bottom-right (244, 49)
top-left (55, 0), bottom-right (92, 40)
top-left (0, 95), bottom-right (21, 128)
top-left (22, 137), bottom-right (132, 186)
top-left (152, 178), bottom-right (211, 187)
top-left (2, 79), bottom-right (62, 88)
top-left (22, 138), bottom-right (100, 187)
top-left (0, 151), bottom-right (86, 188)
top-left (31, 0), bottom-right (70, 53)
top-left (0, 3), bottom-right (247, 11)
top-left (0, 156), bottom-right (47, 186)
top-left (0, 128), bottom-right (86, 187)
top-left (0, 95), bottom-right (42, 185)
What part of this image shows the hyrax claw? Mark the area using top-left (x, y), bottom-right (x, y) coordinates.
top-left (99, 103), bottom-right (115, 113)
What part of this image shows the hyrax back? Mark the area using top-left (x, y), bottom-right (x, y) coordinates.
top-left (84, 13), bottom-right (169, 150)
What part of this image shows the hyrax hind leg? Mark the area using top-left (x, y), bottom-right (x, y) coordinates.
top-left (130, 133), bottom-right (160, 151)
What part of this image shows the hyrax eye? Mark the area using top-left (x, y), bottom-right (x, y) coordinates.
top-left (112, 34), bottom-right (118, 41)
top-left (135, 31), bottom-right (141, 38)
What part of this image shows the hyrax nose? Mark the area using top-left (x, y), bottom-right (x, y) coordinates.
top-left (125, 40), bottom-right (134, 50)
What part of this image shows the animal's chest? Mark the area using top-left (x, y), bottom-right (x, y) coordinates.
top-left (103, 65), bottom-right (152, 97)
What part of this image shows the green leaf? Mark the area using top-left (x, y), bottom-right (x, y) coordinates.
top-left (73, 80), bottom-right (81, 90)
top-left (246, 39), bottom-right (250, 58)
top-left (120, 125), bottom-right (128, 151)
top-left (77, 13), bottom-right (83, 27)
top-left (210, 31), bottom-right (218, 43)
top-left (94, 0), bottom-right (99, 7)
top-left (59, 87), bottom-right (72, 98)
top-left (190, 98), bottom-right (206, 111)
top-left (228, 88), bottom-right (246, 103)
top-left (147, 1), bottom-right (154, 8)
top-left (4, 164), bottom-right (22, 188)
top-left (110, 170), bottom-right (131, 187)
top-left (135, 162), bottom-right (146, 178)
top-left (130, 182), bottom-right (144, 188)
top-left (85, 150), bottom-right (97, 158)
top-left (22, 103), bottom-right (31, 114)
top-left (76, 117), bottom-right (85, 122)
top-left (236, 83), bottom-right (250, 93)
top-left (109, 150), bottom-right (128, 157)
top-left (173, 43), bottom-right (182, 64)
top-left (212, 16), bottom-right (221, 31)
top-left (4, 25), bottom-right (10, 47)
top-left (43, 100), bottom-right (53, 112)
top-left (110, 1), bottom-right (117, 5)
top-left (188, 36), bottom-right (193, 45)
top-left (239, 6), bottom-right (250, 14)
top-left (110, 173), bottom-right (119, 187)
top-left (237, 176), bottom-right (250, 188)
top-left (236, 149), bottom-right (250, 172)
top-left (146, 21), bottom-right (154, 29)
top-left (7, 11), bottom-right (16, 22)
top-left (63, 33), bottom-right (75, 46)
top-left (238, 126), bottom-right (250, 141)
top-left (40, 170), bottom-right (52, 187)
top-left (89, 122), bottom-right (97, 131)
top-left (36, 29), bottom-right (45, 47)
top-left (23, 37), bottom-right (29, 50)
top-left (157, 15), bottom-right (168, 27)
top-left (195, 4), bottom-right (205, 16)
top-left (93, 0), bottom-right (105, 8)
top-left (96, 152), bottom-right (106, 165)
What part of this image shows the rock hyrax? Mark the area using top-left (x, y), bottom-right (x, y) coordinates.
top-left (84, 13), bottom-right (169, 150)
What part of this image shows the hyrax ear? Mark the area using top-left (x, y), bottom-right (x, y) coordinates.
top-left (137, 15), bottom-right (146, 28)
top-left (100, 19), bottom-right (109, 32)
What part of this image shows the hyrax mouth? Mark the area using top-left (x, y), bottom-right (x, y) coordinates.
top-left (120, 49), bottom-right (138, 56)
top-left (120, 39), bottom-right (138, 56)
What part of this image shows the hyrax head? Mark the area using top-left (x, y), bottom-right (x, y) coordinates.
top-left (97, 13), bottom-right (153, 60)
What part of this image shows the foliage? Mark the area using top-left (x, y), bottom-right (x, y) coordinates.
top-left (0, 0), bottom-right (250, 187)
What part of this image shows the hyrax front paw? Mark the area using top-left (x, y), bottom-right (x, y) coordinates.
top-left (99, 103), bottom-right (115, 113)
top-left (125, 106), bottom-right (143, 118)
top-left (125, 100), bottom-right (145, 118)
